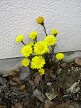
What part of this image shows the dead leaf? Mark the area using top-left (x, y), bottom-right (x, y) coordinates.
top-left (45, 69), bottom-right (55, 79)
top-left (55, 101), bottom-right (70, 108)
top-left (0, 106), bottom-right (4, 108)
top-left (12, 77), bottom-right (21, 84)
top-left (45, 92), bottom-right (57, 100)
top-left (33, 89), bottom-right (45, 102)
top-left (19, 85), bottom-right (25, 91)
top-left (44, 100), bottom-right (53, 108)
top-left (10, 80), bottom-right (17, 86)
top-left (28, 80), bottom-right (36, 88)
top-left (34, 74), bottom-right (42, 85)
top-left (75, 58), bottom-right (81, 66)
top-left (12, 103), bottom-right (22, 108)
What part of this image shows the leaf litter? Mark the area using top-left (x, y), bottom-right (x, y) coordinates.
top-left (0, 58), bottom-right (81, 107)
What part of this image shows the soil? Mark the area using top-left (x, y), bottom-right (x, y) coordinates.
top-left (0, 59), bottom-right (81, 108)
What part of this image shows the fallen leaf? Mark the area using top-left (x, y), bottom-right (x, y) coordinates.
top-left (10, 80), bottom-right (17, 86)
top-left (19, 85), bottom-right (25, 91)
top-left (12, 77), bottom-right (21, 84)
top-left (19, 67), bottom-right (30, 80)
top-left (34, 74), bottom-right (42, 85)
top-left (60, 63), bottom-right (68, 69)
top-left (45, 92), bottom-right (57, 100)
top-left (45, 69), bottom-right (55, 79)
top-left (33, 89), bottom-right (45, 102)
top-left (55, 101), bottom-right (70, 108)
top-left (12, 103), bottom-right (22, 108)
top-left (44, 100), bottom-right (53, 108)
top-left (75, 58), bottom-right (81, 66)
top-left (0, 106), bottom-right (4, 108)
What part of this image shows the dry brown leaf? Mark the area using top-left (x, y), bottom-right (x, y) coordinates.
top-left (10, 80), bottom-right (17, 86)
top-left (44, 100), bottom-right (53, 108)
top-left (75, 58), bottom-right (81, 66)
top-left (28, 80), bottom-right (36, 88)
top-left (55, 101), bottom-right (70, 108)
top-left (12, 77), bottom-right (21, 84)
top-left (33, 89), bottom-right (45, 102)
top-left (12, 103), bottom-right (22, 108)
top-left (0, 106), bottom-right (4, 108)
top-left (19, 85), bottom-right (25, 91)
top-left (34, 74), bottom-right (42, 85)
top-left (45, 69), bottom-right (55, 79)
top-left (45, 92), bottom-right (57, 100)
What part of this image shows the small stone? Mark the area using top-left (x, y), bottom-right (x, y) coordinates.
top-left (75, 58), bottom-right (81, 66)
top-left (47, 82), bottom-right (52, 86)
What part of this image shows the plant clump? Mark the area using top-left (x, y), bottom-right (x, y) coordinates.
top-left (15, 16), bottom-right (64, 75)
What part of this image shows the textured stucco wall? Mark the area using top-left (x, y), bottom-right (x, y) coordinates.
top-left (0, 0), bottom-right (81, 59)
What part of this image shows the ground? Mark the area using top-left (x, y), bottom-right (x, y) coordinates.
top-left (0, 57), bottom-right (81, 108)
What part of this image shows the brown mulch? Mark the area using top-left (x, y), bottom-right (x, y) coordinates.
top-left (0, 58), bottom-right (81, 108)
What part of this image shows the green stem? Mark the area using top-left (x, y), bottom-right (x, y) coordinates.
top-left (51, 45), bottom-right (55, 62)
top-left (21, 41), bottom-right (26, 45)
top-left (42, 23), bottom-right (47, 36)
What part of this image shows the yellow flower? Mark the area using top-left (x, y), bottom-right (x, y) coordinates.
top-left (44, 35), bottom-right (56, 46)
top-left (29, 31), bottom-right (37, 39)
top-left (38, 68), bottom-right (45, 75)
top-left (34, 41), bottom-right (49, 55)
top-left (36, 16), bottom-right (44, 24)
top-left (31, 56), bottom-right (45, 69)
top-left (21, 58), bottom-right (29, 67)
top-left (15, 34), bottom-right (24, 42)
top-left (28, 42), bottom-right (34, 47)
top-left (21, 45), bottom-right (32, 57)
top-left (51, 29), bottom-right (59, 35)
top-left (56, 53), bottom-right (64, 60)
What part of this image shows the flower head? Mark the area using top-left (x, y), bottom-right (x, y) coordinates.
top-left (21, 45), bottom-right (32, 57)
top-left (21, 58), bottom-right (29, 67)
top-left (56, 53), bottom-right (64, 60)
top-left (29, 31), bottom-right (37, 39)
top-left (28, 42), bottom-right (34, 47)
top-left (34, 41), bottom-right (49, 55)
top-left (38, 68), bottom-right (45, 75)
top-left (36, 16), bottom-right (44, 24)
top-left (51, 29), bottom-right (59, 35)
top-left (31, 56), bottom-right (45, 69)
top-left (16, 34), bottom-right (24, 42)
top-left (44, 35), bottom-right (56, 46)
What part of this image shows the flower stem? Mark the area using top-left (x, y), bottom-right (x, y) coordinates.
top-left (21, 41), bottom-right (26, 45)
top-left (42, 23), bottom-right (47, 36)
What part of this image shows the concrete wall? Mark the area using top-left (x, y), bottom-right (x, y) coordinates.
top-left (0, 0), bottom-right (81, 59)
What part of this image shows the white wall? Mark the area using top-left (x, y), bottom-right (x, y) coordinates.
top-left (0, 0), bottom-right (81, 59)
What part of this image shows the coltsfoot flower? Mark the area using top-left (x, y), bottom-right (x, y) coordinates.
top-left (28, 42), bottom-right (34, 47)
top-left (21, 58), bottom-right (29, 67)
top-left (31, 56), bottom-right (45, 69)
top-left (29, 31), bottom-right (37, 39)
top-left (44, 35), bottom-right (56, 46)
top-left (21, 45), bottom-right (32, 57)
top-left (36, 16), bottom-right (44, 24)
top-left (34, 41), bottom-right (49, 55)
top-left (51, 29), bottom-right (59, 35)
top-left (38, 68), bottom-right (45, 75)
top-left (56, 53), bottom-right (64, 60)
top-left (16, 34), bottom-right (24, 42)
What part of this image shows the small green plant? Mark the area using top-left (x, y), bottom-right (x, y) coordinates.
top-left (15, 16), bottom-right (64, 75)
